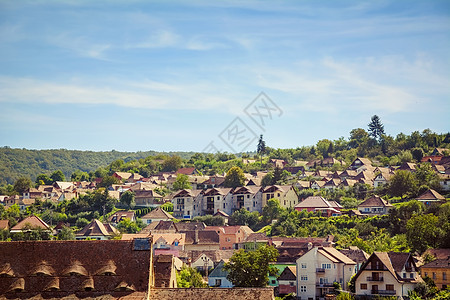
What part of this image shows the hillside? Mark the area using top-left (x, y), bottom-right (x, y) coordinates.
top-left (0, 147), bottom-right (194, 185)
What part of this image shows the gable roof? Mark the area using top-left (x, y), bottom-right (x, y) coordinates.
top-left (142, 207), bottom-right (174, 220)
top-left (176, 167), bottom-right (196, 175)
top-left (174, 222), bottom-right (206, 232)
top-left (184, 230), bottom-right (220, 245)
top-left (0, 220), bottom-right (9, 230)
top-left (76, 219), bottom-right (119, 237)
top-left (317, 247), bottom-right (356, 265)
top-left (10, 215), bottom-right (50, 231)
top-left (421, 257), bottom-right (450, 269)
top-left (208, 260), bottom-right (229, 278)
top-left (355, 251), bottom-right (420, 284)
top-left (416, 189), bottom-right (445, 201)
top-left (358, 195), bottom-right (393, 208)
top-left (278, 266), bottom-right (297, 281)
top-left (295, 196), bottom-right (341, 209)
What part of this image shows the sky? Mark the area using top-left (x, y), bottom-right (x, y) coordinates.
top-left (0, 0), bottom-right (449, 153)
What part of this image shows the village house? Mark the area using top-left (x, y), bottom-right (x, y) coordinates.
top-left (262, 185), bottom-right (299, 209)
top-left (9, 215), bottom-right (52, 234)
top-left (183, 228), bottom-right (220, 251)
top-left (415, 189), bottom-right (446, 206)
top-left (357, 195), bottom-right (393, 215)
top-left (75, 219), bottom-right (119, 240)
top-left (171, 189), bottom-right (203, 219)
top-left (231, 185), bottom-right (263, 213)
top-left (202, 188), bottom-right (233, 216)
top-left (141, 207), bottom-right (175, 225)
top-left (134, 189), bottom-right (164, 207)
top-left (294, 196), bottom-right (342, 217)
top-left (354, 251), bottom-right (422, 298)
top-left (204, 225), bottom-right (254, 250)
top-left (277, 265), bottom-right (297, 297)
top-left (208, 260), bottom-right (233, 288)
top-left (108, 210), bottom-right (136, 224)
top-left (420, 257), bottom-right (450, 290)
top-left (153, 254), bottom-right (178, 288)
top-left (296, 246), bottom-right (356, 300)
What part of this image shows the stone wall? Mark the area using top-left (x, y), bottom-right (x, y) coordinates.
top-left (149, 287), bottom-right (274, 300)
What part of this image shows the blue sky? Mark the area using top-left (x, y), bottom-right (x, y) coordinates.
top-left (0, 0), bottom-right (449, 153)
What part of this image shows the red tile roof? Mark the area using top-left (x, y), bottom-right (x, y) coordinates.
top-left (0, 239), bottom-right (152, 295)
top-left (10, 215), bottom-right (50, 231)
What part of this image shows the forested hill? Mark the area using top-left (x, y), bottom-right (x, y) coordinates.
top-left (0, 147), bottom-right (195, 185)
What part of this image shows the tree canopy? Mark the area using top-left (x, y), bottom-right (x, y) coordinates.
top-left (224, 245), bottom-right (278, 287)
top-left (223, 166), bottom-right (246, 188)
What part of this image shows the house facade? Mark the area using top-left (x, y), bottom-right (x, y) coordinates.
top-left (420, 257), bottom-right (450, 290)
top-left (262, 185), bottom-right (298, 209)
top-left (357, 195), bottom-right (393, 215)
top-left (354, 252), bottom-right (422, 298)
top-left (296, 247), bottom-right (356, 300)
top-left (171, 189), bottom-right (203, 219)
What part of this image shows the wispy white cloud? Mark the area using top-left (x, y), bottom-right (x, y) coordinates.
top-left (0, 76), bottom-right (243, 113)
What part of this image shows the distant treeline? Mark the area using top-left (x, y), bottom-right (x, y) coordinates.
top-left (0, 147), bottom-right (195, 185)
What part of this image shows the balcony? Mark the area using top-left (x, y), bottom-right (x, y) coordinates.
top-left (367, 277), bottom-right (384, 281)
top-left (316, 283), bottom-right (334, 288)
top-left (371, 290), bottom-right (396, 295)
top-left (316, 268), bottom-right (325, 273)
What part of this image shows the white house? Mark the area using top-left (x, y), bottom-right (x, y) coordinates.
top-left (354, 252), bottom-right (422, 298)
top-left (296, 247), bottom-right (356, 300)
top-left (171, 189), bottom-right (203, 219)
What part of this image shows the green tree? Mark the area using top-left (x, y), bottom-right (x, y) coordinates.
top-left (172, 174), bottom-right (192, 191)
top-left (348, 128), bottom-right (369, 149)
top-left (176, 266), bottom-right (207, 287)
top-left (162, 155), bottom-right (182, 172)
top-left (120, 190), bottom-right (136, 209)
top-left (223, 166), bottom-right (246, 188)
top-left (117, 218), bottom-right (141, 233)
top-left (368, 115), bottom-right (385, 142)
top-left (98, 175), bottom-right (120, 188)
top-left (262, 198), bottom-right (284, 223)
top-left (57, 226), bottom-right (75, 240)
top-left (257, 134), bottom-right (266, 165)
top-left (229, 208), bottom-right (261, 231)
top-left (406, 214), bottom-right (443, 254)
top-left (224, 245), bottom-right (278, 287)
top-left (35, 174), bottom-right (52, 185)
top-left (388, 170), bottom-right (418, 198)
top-left (261, 172), bottom-right (274, 187)
top-left (50, 170), bottom-right (66, 182)
top-left (13, 177), bottom-right (32, 194)
top-left (414, 163), bottom-right (440, 191)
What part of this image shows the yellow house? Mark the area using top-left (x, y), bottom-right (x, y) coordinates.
top-left (421, 258), bottom-right (450, 290)
top-left (262, 185), bottom-right (298, 209)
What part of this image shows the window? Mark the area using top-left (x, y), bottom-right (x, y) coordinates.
top-left (360, 283), bottom-right (367, 290)
top-left (271, 280), bottom-right (276, 284)
top-left (443, 272), bottom-right (447, 280)
top-left (290, 282), bottom-right (294, 286)
top-left (301, 263), bottom-right (307, 269)
top-left (433, 272), bottom-right (436, 280)
top-left (300, 286), bottom-right (307, 292)
top-left (425, 272), bottom-right (428, 277)
top-left (215, 279), bottom-right (222, 286)
top-left (301, 275), bottom-right (308, 281)
top-left (322, 263), bottom-right (331, 269)
top-left (410, 273), bottom-right (414, 278)
top-left (403, 273), bottom-right (406, 278)
top-left (386, 284), bottom-right (394, 291)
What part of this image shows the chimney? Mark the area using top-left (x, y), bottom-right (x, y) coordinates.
top-left (307, 242), bottom-right (313, 251)
top-left (194, 225), bottom-right (199, 244)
